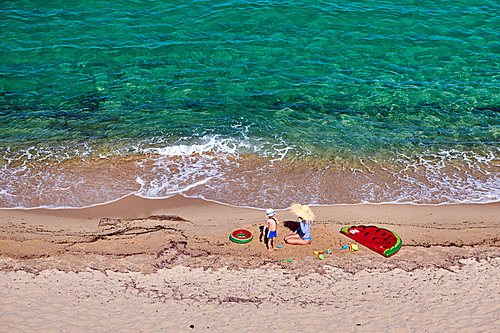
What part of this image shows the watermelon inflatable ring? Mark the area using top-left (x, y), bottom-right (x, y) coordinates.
top-left (340, 225), bottom-right (402, 257)
top-left (230, 229), bottom-right (253, 244)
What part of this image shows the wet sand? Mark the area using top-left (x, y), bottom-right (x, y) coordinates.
top-left (0, 194), bottom-right (499, 331)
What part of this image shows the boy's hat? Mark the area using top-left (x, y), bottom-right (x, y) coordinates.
top-left (266, 208), bottom-right (275, 216)
top-left (290, 203), bottom-right (315, 221)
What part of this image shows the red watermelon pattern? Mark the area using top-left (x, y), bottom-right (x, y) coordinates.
top-left (340, 225), bottom-right (402, 257)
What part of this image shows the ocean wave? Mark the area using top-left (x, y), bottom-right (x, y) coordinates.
top-left (1, 140), bottom-right (499, 209)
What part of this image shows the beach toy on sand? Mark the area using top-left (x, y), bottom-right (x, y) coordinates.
top-left (229, 229), bottom-right (253, 244)
top-left (341, 245), bottom-right (348, 250)
top-left (340, 225), bottom-right (402, 257)
top-left (350, 244), bottom-right (358, 252)
top-left (277, 245), bottom-right (282, 248)
top-left (313, 251), bottom-right (319, 255)
top-left (282, 259), bottom-right (293, 262)
top-left (326, 249), bottom-right (332, 255)
top-left (318, 254), bottom-right (324, 260)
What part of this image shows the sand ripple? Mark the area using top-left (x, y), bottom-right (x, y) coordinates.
top-left (1, 258), bottom-right (498, 332)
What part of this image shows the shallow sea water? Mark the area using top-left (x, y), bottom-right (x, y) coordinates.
top-left (1, 0), bottom-right (499, 208)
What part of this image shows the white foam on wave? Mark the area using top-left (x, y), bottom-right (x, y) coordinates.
top-left (370, 147), bottom-right (500, 204)
top-left (130, 133), bottom-right (300, 199)
top-left (146, 136), bottom-right (239, 156)
top-left (1, 135), bottom-right (500, 209)
top-left (134, 136), bottom-right (242, 198)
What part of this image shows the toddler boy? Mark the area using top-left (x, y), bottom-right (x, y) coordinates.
top-left (264, 208), bottom-right (279, 252)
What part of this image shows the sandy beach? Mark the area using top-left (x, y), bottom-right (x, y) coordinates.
top-left (1, 195), bottom-right (499, 332)
top-left (3, 1), bottom-right (500, 332)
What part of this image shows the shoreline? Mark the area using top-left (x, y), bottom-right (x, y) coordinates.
top-left (2, 149), bottom-right (499, 209)
top-left (4, 191), bottom-right (500, 211)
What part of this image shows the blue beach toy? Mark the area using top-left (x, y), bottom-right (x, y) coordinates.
top-left (341, 245), bottom-right (348, 250)
top-left (277, 245), bottom-right (282, 248)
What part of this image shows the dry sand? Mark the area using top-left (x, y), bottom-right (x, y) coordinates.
top-left (0, 195), bottom-right (499, 332)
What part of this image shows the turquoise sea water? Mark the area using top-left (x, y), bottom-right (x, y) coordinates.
top-left (1, 0), bottom-right (499, 208)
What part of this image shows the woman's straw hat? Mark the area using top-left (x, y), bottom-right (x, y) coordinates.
top-left (290, 203), bottom-right (315, 221)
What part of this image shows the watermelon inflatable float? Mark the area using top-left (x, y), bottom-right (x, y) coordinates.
top-left (340, 225), bottom-right (402, 257)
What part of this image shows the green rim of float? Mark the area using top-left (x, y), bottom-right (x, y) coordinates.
top-left (230, 229), bottom-right (253, 243)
